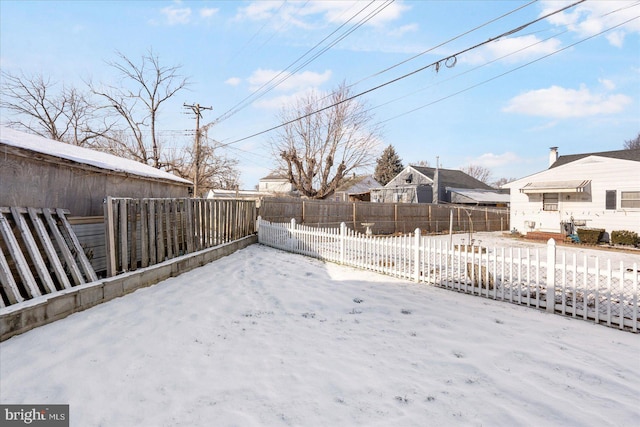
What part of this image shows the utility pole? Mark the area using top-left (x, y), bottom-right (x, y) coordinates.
top-left (184, 103), bottom-right (212, 197)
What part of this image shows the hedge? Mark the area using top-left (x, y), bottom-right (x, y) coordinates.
top-left (611, 230), bottom-right (639, 246)
top-left (576, 228), bottom-right (605, 245)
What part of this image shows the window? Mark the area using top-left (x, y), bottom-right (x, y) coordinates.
top-left (621, 191), bottom-right (640, 208)
top-left (605, 190), bottom-right (616, 210)
top-left (543, 193), bottom-right (558, 211)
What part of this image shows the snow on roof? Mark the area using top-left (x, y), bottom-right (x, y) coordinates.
top-left (0, 127), bottom-right (192, 185)
top-left (335, 175), bottom-right (381, 194)
top-left (447, 188), bottom-right (511, 203)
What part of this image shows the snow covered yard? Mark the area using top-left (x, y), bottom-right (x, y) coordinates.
top-left (1, 243), bottom-right (638, 426)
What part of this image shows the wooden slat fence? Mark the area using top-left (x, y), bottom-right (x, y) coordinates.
top-left (258, 197), bottom-right (509, 235)
top-left (0, 207), bottom-right (98, 307)
top-left (257, 218), bottom-right (639, 332)
top-left (104, 197), bottom-right (256, 276)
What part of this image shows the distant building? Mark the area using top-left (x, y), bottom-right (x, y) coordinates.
top-left (0, 127), bottom-right (192, 216)
top-left (371, 165), bottom-right (508, 206)
top-left (330, 175), bottom-right (381, 202)
top-left (258, 172), bottom-right (297, 196)
top-left (504, 147), bottom-right (640, 237)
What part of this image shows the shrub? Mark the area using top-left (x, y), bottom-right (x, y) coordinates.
top-left (576, 228), bottom-right (605, 245)
top-left (611, 230), bottom-right (639, 246)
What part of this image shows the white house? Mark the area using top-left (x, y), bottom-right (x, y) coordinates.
top-left (258, 172), bottom-right (296, 195)
top-left (504, 147), bottom-right (640, 237)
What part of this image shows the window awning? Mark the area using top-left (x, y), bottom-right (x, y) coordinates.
top-left (520, 180), bottom-right (591, 194)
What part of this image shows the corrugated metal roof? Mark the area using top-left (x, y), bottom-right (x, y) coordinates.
top-left (520, 180), bottom-right (591, 193)
top-left (448, 188), bottom-right (511, 203)
top-left (335, 175), bottom-right (381, 194)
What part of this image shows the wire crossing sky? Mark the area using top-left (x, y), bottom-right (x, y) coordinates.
top-left (1, 0), bottom-right (639, 187)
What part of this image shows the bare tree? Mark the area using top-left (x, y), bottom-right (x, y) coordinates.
top-left (0, 71), bottom-right (110, 145)
top-left (89, 49), bottom-right (190, 168)
top-left (623, 132), bottom-right (640, 150)
top-left (165, 137), bottom-right (241, 195)
top-left (460, 164), bottom-right (493, 184)
top-left (409, 160), bottom-right (431, 167)
top-left (272, 82), bottom-right (381, 199)
top-left (492, 177), bottom-right (516, 188)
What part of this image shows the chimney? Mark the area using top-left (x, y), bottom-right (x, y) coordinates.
top-left (549, 147), bottom-right (558, 167)
top-left (432, 165), bottom-right (440, 204)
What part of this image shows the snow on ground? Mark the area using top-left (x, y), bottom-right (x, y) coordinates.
top-left (1, 240), bottom-right (639, 427)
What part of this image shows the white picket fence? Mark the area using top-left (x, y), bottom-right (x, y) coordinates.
top-left (257, 218), bottom-right (639, 332)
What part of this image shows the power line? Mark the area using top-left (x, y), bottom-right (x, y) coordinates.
top-left (195, 5), bottom-right (638, 174)
top-left (226, 1), bottom-right (292, 65)
top-left (347, 0), bottom-right (540, 91)
top-left (371, 1), bottom-right (640, 120)
top-left (309, 0), bottom-right (541, 110)
top-left (210, 0), bottom-right (393, 126)
top-left (377, 14), bottom-right (639, 125)
top-left (371, 0), bottom-right (640, 114)
top-left (216, 0), bottom-right (588, 148)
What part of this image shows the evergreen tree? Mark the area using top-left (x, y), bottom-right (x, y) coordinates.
top-left (374, 144), bottom-right (404, 186)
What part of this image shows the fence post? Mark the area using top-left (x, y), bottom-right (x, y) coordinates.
top-left (256, 216), bottom-right (262, 242)
top-left (340, 222), bottom-right (346, 264)
top-left (104, 196), bottom-right (117, 277)
top-left (414, 228), bottom-right (421, 282)
top-left (546, 238), bottom-right (556, 313)
top-left (289, 218), bottom-right (296, 252)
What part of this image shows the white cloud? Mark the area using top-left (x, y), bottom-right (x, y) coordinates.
top-left (200, 8), bottom-right (219, 18)
top-left (463, 35), bottom-right (562, 65)
top-left (387, 23), bottom-right (419, 38)
top-left (235, 1), bottom-right (283, 22)
top-left (540, 1), bottom-right (640, 48)
top-left (606, 30), bottom-right (626, 48)
top-left (236, 1), bottom-right (410, 29)
top-left (503, 84), bottom-right (633, 118)
top-left (599, 78), bottom-right (615, 91)
top-left (252, 89), bottom-right (317, 110)
top-left (225, 77), bottom-right (242, 86)
top-left (160, 5), bottom-right (192, 25)
top-left (247, 69), bottom-right (332, 92)
top-left (465, 152), bottom-right (522, 169)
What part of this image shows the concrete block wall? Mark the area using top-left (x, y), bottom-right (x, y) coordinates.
top-left (0, 235), bottom-right (257, 341)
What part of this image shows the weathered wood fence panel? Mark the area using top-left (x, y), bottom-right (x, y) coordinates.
top-left (258, 218), bottom-right (638, 332)
top-left (104, 198), bottom-right (256, 277)
top-left (0, 207), bottom-right (97, 307)
top-left (258, 198), bottom-right (509, 235)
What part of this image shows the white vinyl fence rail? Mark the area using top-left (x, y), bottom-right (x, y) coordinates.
top-left (257, 218), bottom-right (639, 332)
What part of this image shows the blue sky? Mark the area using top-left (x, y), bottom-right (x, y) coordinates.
top-left (1, 0), bottom-right (639, 188)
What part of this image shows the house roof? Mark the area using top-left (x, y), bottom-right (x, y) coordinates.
top-left (0, 126), bottom-right (192, 185)
top-left (260, 171), bottom-right (289, 181)
top-left (411, 166), bottom-right (494, 190)
top-left (335, 175), bottom-right (381, 194)
top-left (447, 188), bottom-right (511, 203)
top-left (519, 180), bottom-right (591, 194)
top-left (550, 149), bottom-right (640, 168)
